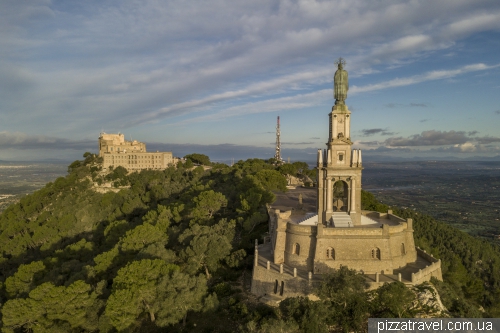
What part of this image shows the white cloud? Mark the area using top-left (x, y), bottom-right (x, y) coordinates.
top-left (169, 89), bottom-right (331, 126)
top-left (455, 142), bottom-right (477, 152)
top-left (133, 68), bottom-right (330, 125)
top-left (385, 130), bottom-right (469, 146)
top-left (371, 35), bottom-right (433, 57)
top-left (446, 12), bottom-right (500, 37)
top-left (0, 131), bottom-right (94, 150)
top-left (350, 63), bottom-right (498, 94)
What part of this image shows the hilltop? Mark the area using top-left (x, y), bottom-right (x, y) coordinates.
top-left (0, 154), bottom-right (499, 332)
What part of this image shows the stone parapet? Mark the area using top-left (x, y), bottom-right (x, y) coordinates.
top-left (415, 247), bottom-right (439, 263)
top-left (251, 242), bottom-right (441, 302)
top-left (411, 247), bottom-right (443, 284)
top-left (286, 223), bottom-right (317, 235)
top-left (320, 223), bottom-right (409, 237)
top-left (321, 227), bottom-right (385, 236)
top-left (251, 243), bottom-right (319, 299)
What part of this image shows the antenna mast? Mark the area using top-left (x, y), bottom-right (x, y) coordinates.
top-left (274, 116), bottom-right (283, 163)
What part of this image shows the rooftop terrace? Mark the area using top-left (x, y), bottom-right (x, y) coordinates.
top-left (269, 187), bottom-right (401, 228)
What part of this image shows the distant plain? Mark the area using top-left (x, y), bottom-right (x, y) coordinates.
top-left (1, 160), bottom-right (498, 245)
top-left (0, 162), bottom-right (68, 212)
top-left (363, 161), bottom-right (500, 244)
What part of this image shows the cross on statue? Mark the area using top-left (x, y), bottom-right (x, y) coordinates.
top-left (334, 57), bottom-right (346, 66)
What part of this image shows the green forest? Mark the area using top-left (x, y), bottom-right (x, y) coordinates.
top-left (0, 154), bottom-right (500, 332)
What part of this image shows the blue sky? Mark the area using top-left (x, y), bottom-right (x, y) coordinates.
top-left (1, 0), bottom-right (500, 162)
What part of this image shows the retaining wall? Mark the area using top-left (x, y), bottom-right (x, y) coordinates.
top-left (411, 247), bottom-right (443, 283)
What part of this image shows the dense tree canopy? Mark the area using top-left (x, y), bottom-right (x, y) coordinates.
top-left (184, 153), bottom-right (211, 166)
top-left (0, 153), bottom-right (287, 332)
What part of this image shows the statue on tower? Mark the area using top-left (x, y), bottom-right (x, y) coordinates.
top-left (334, 57), bottom-right (348, 105)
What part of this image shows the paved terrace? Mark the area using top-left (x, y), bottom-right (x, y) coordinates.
top-left (270, 187), bottom-right (401, 228)
top-left (271, 186), bottom-right (317, 220)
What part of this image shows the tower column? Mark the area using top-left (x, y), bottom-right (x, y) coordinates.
top-left (323, 177), bottom-right (327, 213)
top-left (317, 167), bottom-right (323, 217)
top-left (326, 178), bottom-right (333, 212)
top-left (350, 177), bottom-right (356, 214)
top-left (333, 115), bottom-right (337, 139)
top-left (346, 115), bottom-right (350, 139)
top-left (322, 184), bottom-right (328, 211)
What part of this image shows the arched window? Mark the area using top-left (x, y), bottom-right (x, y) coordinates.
top-left (294, 243), bottom-right (300, 255)
top-left (274, 280), bottom-right (278, 294)
top-left (371, 248), bottom-right (381, 260)
top-left (280, 281), bottom-right (284, 296)
top-left (326, 247), bottom-right (335, 260)
top-left (401, 243), bottom-right (406, 255)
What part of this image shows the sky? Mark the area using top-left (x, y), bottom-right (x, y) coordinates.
top-left (1, 0), bottom-right (500, 163)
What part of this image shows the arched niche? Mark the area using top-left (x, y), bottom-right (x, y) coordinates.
top-left (332, 180), bottom-right (348, 212)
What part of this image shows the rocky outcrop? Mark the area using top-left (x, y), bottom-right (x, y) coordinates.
top-left (412, 283), bottom-right (449, 318)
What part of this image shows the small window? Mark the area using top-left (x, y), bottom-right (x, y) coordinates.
top-left (371, 248), bottom-right (381, 260)
top-left (294, 243), bottom-right (300, 255)
top-left (274, 280), bottom-right (278, 294)
top-left (401, 243), bottom-right (406, 255)
top-left (280, 281), bottom-right (284, 296)
top-left (326, 247), bottom-right (335, 260)
top-left (338, 154), bottom-right (343, 161)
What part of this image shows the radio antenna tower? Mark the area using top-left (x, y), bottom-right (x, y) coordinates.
top-left (274, 116), bottom-right (283, 163)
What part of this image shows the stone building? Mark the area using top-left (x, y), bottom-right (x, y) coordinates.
top-left (251, 60), bottom-right (442, 302)
top-left (98, 133), bottom-right (175, 170)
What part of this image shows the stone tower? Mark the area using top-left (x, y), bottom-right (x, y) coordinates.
top-left (251, 60), bottom-right (442, 300)
top-left (317, 58), bottom-right (362, 226)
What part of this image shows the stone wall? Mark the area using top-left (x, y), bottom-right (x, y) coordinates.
top-left (251, 243), bottom-right (443, 300)
top-left (411, 247), bottom-right (443, 283)
top-left (281, 216), bottom-right (417, 274)
top-left (268, 208), bottom-right (291, 265)
top-left (251, 265), bottom-right (318, 299)
top-left (102, 152), bottom-right (174, 170)
top-left (267, 206), bottom-right (421, 277)
top-left (312, 230), bottom-right (417, 274)
top-left (284, 223), bottom-right (317, 271)
top-left (252, 244), bottom-right (319, 299)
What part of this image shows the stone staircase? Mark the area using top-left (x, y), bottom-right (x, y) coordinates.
top-left (297, 213), bottom-right (318, 225)
top-left (331, 212), bottom-right (353, 227)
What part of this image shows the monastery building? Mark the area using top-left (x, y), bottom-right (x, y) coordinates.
top-left (98, 133), bottom-right (175, 170)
